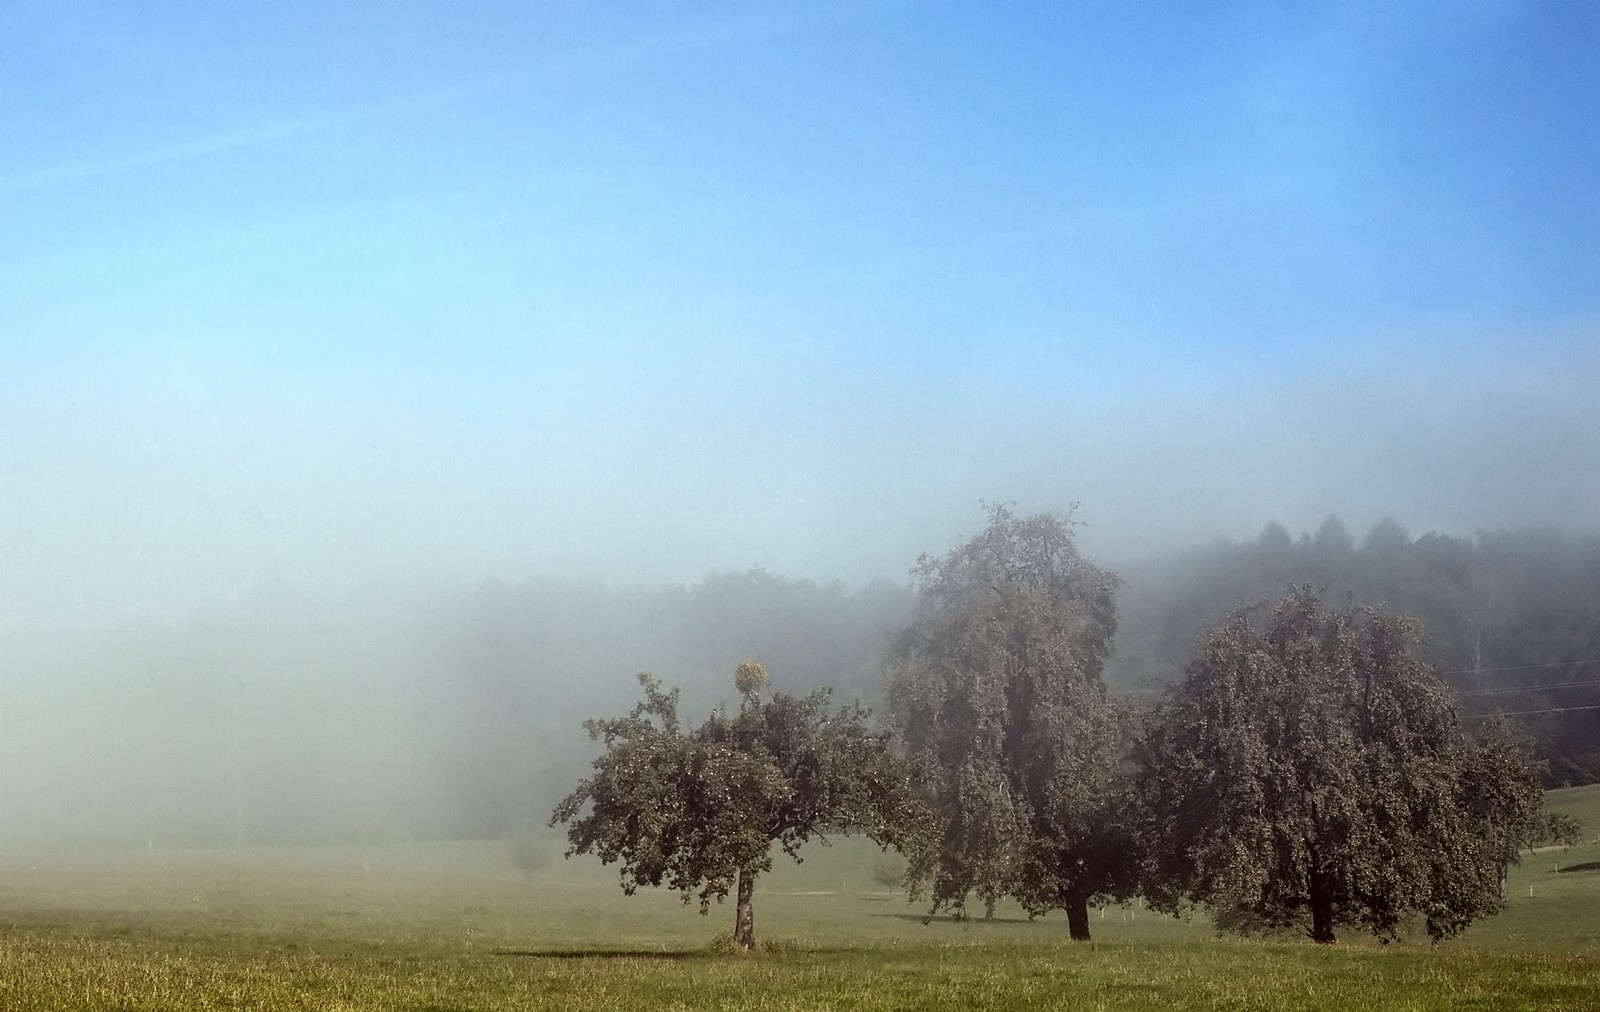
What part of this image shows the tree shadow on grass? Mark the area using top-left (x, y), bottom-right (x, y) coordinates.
top-left (492, 949), bottom-right (705, 960)
top-left (493, 943), bottom-right (858, 959)
top-left (869, 912), bottom-right (1042, 926)
top-left (1556, 861), bottom-right (1600, 874)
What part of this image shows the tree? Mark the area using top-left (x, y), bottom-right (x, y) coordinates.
top-left (884, 504), bottom-right (1132, 940)
top-left (1139, 587), bottom-right (1545, 943)
top-left (508, 832), bottom-right (552, 880)
top-left (550, 661), bottom-right (912, 950)
top-left (1110, 521), bottom-right (1600, 789)
top-left (1525, 812), bottom-right (1584, 851)
top-left (1462, 715), bottom-right (1551, 900)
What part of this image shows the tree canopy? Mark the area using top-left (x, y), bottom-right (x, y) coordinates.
top-left (550, 661), bottom-right (912, 949)
top-left (884, 504), bottom-right (1133, 939)
top-left (1139, 587), bottom-right (1545, 943)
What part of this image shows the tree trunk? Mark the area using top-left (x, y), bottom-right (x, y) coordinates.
top-left (734, 867), bottom-right (757, 951)
top-left (1308, 881), bottom-right (1336, 944)
top-left (1066, 894), bottom-right (1092, 941)
top-left (984, 895), bottom-right (997, 921)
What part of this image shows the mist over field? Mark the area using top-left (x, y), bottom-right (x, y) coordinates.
top-left (7, 328), bottom-right (1596, 643)
top-left (4, 1), bottom-right (1599, 853)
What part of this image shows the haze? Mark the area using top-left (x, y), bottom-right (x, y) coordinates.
top-left (2, 3), bottom-right (1597, 847)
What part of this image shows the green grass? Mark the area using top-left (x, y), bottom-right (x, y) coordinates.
top-left (1541, 782), bottom-right (1600, 841)
top-left (3, 933), bottom-right (1597, 1012)
top-left (2, 802), bottom-right (1598, 1011)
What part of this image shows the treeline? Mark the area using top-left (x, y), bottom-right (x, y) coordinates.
top-left (1111, 518), bottom-right (1600, 785)
top-left (425, 571), bottom-right (911, 837)
top-left (0, 572), bottom-right (910, 850)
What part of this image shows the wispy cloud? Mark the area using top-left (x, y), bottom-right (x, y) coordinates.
top-left (1, 5), bottom-right (874, 196)
top-left (5, 117), bottom-right (315, 194)
top-left (0, 87), bottom-right (473, 194)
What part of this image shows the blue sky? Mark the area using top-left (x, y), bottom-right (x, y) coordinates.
top-left (3, 1), bottom-right (1598, 637)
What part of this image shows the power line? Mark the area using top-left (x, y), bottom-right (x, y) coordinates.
top-left (1116, 678), bottom-right (1600, 700)
top-left (1111, 664), bottom-right (1600, 700)
top-left (1441, 659), bottom-right (1598, 677)
top-left (1463, 704), bottom-right (1600, 718)
top-left (1458, 678), bottom-right (1600, 697)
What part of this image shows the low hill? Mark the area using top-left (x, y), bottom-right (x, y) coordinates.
top-left (1543, 782), bottom-right (1600, 842)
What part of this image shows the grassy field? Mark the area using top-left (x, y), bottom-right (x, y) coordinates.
top-left (1, 785), bottom-right (1596, 1010)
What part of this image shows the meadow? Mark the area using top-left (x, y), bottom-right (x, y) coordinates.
top-left (1, 786), bottom-right (1596, 1011)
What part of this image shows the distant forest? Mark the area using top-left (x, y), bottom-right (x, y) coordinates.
top-left (13, 519), bottom-right (1597, 851)
top-left (1110, 518), bottom-right (1600, 787)
top-left (413, 518), bottom-right (1600, 839)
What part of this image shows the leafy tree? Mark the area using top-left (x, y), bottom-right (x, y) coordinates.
top-left (1139, 587), bottom-right (1545, 943)
top-left (550, 661), bottom-right (912, 950)
top-left (1462, 715), bottom-right (1553, 898)
top-left (885, 504), bottom-right (1132, 940)
top-left (870, 854), bottom-right (906, 888)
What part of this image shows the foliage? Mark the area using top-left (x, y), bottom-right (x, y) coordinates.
top-left (550, 662), bottom-right (914, 949)
top-left (1139, 587), bottom-right (1546, 943)
top-left (1464, 716), bottom-right (1555, 888)
top-left (885, 504), bottom-right (1132, 939)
